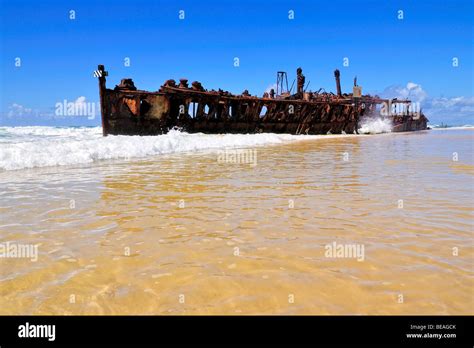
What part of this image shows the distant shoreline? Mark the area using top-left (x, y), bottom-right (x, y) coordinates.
top-left (429, 125), bottom-right (474, 130)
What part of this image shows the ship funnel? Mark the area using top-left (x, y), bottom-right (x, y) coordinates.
top-left (334, 69), bottom-right (342, 97)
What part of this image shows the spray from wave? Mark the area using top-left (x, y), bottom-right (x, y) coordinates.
top-left (0, 126), bottom-right (336, 171)
top-left (358, 117), bottom-right (392, 134)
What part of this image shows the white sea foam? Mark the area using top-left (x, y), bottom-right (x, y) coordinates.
top-left (429, 124), bottom-right (474, 130)
top-left (358, 118), bottom-right (393, 134)
top-left (0, 126), bottom-right (348, 171)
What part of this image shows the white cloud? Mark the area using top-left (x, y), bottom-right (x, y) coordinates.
top-left (1, 98), bottom-right (101, 126)
top-left (380, 82), bottom-right (428, 103)
top-left (424, 96), bottom-right (474, 123)
top-left (379, 83), bottom-right (474, 125)
top-left (7, 103), bottom-right (33, 118)
top-left (4, 97), bottom-right (97, 121)
top-left (265, 83), bottom-right (277, 94)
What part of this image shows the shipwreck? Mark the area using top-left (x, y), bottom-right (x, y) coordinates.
top-left (96, 64), bottom-right (428, 136)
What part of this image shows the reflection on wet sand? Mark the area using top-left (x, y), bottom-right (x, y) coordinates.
top-left (0, 129), bottom-right (473, 314)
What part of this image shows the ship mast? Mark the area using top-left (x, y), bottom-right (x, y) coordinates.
top-left (276, 71), bottom-right (289, 96)
top-left (96, 64), bottom-right (108, 136)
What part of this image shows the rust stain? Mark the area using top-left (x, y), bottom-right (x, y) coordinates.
top-left (96, 65), bottom-right (428, 136)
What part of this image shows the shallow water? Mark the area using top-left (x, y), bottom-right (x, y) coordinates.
top-left (0, 128), bottom-right (473, 314)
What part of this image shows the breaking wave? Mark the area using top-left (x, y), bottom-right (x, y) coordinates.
top-left (0, 126), bottom-right (335, 171)
top-left (358, 118), bottom-right (392, 134)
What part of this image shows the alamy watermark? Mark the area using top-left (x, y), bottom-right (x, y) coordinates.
top-left (18, 322), bottom-right (55, 341)
top-left (55, 97), bottom-right (98, 119)
top-left (325, 241), bottom-right (365, 262)
top-left (217, 148), bottom-right (257, 167)
top-left (380, 101), bottom-right (421, 116)
top-left (0, 242), bottom-right (38, 262)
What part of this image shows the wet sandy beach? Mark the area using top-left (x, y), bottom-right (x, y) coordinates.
top-left (0, 128), bottom-right (473, 314)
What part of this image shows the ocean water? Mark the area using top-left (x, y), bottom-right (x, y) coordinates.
top-left (0, 126), bottom-right (349, 171)
top-left (0, 126), bottom-right (473, 314)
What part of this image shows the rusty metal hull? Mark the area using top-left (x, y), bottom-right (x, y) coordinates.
top-left (97, 65), bottom-right (428, 136)
top-left (101, 89), bottom-right (364, 136)
top-left (391, 115), bottom-right (429, 132)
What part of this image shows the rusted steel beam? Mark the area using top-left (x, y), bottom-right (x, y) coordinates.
top-left (334, 69), bottom-right (342, 97)
top-left (97, 65), bottom-right (108, 136)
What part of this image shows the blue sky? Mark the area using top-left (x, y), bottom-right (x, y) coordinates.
top-left (0, 0), bottom-right (473, 126)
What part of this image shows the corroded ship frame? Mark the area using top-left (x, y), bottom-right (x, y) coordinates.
top-left (96, 64), bottom-right (428, 136)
